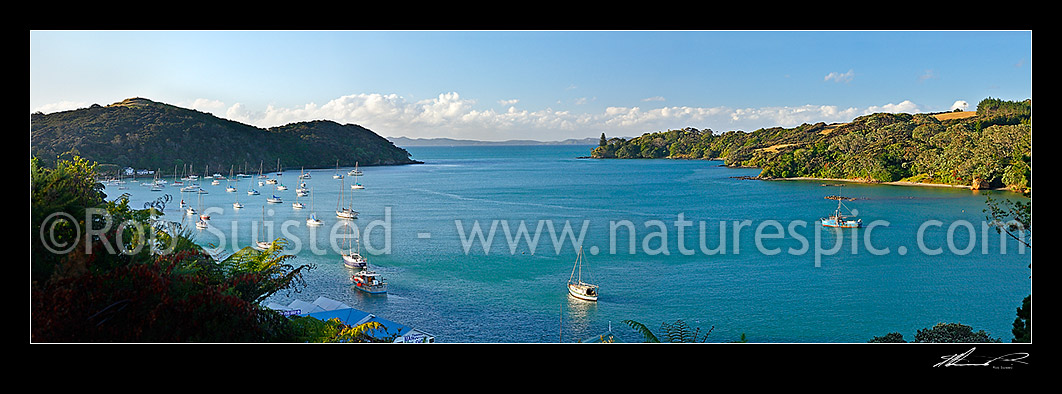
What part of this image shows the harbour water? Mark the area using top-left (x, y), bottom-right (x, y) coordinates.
top-left (108, 145), bottom-right (1032, 343)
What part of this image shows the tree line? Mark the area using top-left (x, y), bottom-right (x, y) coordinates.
top-left (591, 98), bottom-right (1031, 192)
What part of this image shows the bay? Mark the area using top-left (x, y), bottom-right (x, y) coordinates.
top-left (108, 145), bottom-right (1032, 343)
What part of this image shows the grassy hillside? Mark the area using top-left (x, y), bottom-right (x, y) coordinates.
top-left (30, 97), bottom-right (420, 175)
top-left (591, 98), bottom-right (1031, 192)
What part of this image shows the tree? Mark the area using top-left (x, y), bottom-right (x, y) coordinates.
top-left (622, 319), bottom-right (715, 343)
top-left (1012, 295), bottom-right (1030, 343)
top-left (31, 155), bottom-right (316, 342)
top-left (913, 323), bottom-right (1000, 343)
top-left (868, 332), bottom-right (907, 343)
top-left (599, 132), bottom-right (607, 147)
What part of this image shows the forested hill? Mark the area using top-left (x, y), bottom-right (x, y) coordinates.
top-left (30, 97), bottom-right (420, 175)
top-left (591, 98), bottom-right (1031, 192)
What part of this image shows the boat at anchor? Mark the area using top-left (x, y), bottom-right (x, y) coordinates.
top-left (820, 190), bottom-right (862, 228)
top-left (567, 247), bottom-right (599, 301)
top-left (352, 270), bottom-right (387, 294)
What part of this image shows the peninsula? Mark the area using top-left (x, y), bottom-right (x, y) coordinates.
top-left (30, 97), bottom-right (421, 175)
top-left (590, 97), bottom-right (1031, 193)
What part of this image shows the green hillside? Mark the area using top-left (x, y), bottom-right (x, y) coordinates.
top-left (591, 97), bottom-right (1031, 192)
top-left (30, 97), bottom-right (420, 175)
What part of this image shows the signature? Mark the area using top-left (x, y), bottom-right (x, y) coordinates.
top-left (934, 347), bottom-right (1029, 368)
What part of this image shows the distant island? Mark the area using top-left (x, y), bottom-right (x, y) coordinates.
top-left (30, 97), bottom-right (421, 176)
top-left (388, 136), bottom-right (601, 147)
top-left (590, 97), bottom-right (1031, 193)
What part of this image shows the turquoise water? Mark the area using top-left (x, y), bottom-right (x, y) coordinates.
top-left (107, 145), bottom-right (1032, 343)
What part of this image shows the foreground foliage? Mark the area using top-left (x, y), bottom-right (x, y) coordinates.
top-left (30, 155), bottom-right (381, 343)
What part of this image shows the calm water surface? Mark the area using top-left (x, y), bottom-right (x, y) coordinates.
top-left (109, 145), bottom-right (1032, 343)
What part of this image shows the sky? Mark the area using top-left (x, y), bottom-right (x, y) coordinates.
top-left (30, 30), bottom-right (1033, 141)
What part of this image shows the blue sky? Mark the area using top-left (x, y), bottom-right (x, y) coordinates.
top-left (30, 30), bottom-right (1032, 141)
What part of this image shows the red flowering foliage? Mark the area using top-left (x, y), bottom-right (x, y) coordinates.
top-left (31, 251), bottom-right (294, 343)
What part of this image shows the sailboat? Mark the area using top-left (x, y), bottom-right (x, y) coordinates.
top-left (182, 189), bottom-right (197, 216)
top-left (198, 188), bottom-right (211, 221)
top-left (306, 188), bottom-right (323, 226)
top-left (352, 270), bottom-right (386, 294)
top-left (333, 160), bottom-right (344, 179)
top-left (299, 166), bottom-right (311, 179)
top-left (233, 175), bottom-right (245, 209)
top-left (171, 164), bottom-right (183, 187)
top-left (247, 168), bottom-right (260, 196)
top-left (266, 158), bottom-right (281, 185)
top-left (254, 206), bottom-right (273, 251)
top-left (343, 234), bottom-right (368, 269)
top-left (820, 186), bottom-right (862, 228)
top-left (292, 188), bottom-right (305, 209)
top-left (267, 194), bottom-right (283, 204)
top-left (226, 165), bottom-right (237, 192)
top-left (195, 191), bottom-right (209, 229)
top-left (336, 177), bottom-right (358, 219)
top-left (567, 247), bottom-right (599, 301)
top-left (348, 161), bottom-right (363, 176)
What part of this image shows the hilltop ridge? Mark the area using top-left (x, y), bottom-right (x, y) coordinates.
top-left (30, 97), bottom-right (421, 174)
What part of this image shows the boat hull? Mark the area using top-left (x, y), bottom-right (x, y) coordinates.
top-left (343, 254), bottom-right (367, 269)
top-left (568, 283), bottom-right (598, 301)
top-left (821, 218), bottom-right (861, 228)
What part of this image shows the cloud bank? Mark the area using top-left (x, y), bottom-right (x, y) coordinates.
top-left (34, 92), bottom-right (929, 142)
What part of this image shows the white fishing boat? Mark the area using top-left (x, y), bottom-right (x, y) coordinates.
top-left (567, 247), bottom-right (599, 302)
top-left (352, 270), bottom-right (386, 294)
top-left (820, 187), bottom-right (862, 228)
top-left (306, 188), bottom-right (323, 226)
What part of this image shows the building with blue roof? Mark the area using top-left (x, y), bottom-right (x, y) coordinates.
top-left (265, 296), bottom-right (435, 343)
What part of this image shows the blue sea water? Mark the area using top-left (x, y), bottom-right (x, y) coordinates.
top-left (108, 145), bottom-right (1032, 343)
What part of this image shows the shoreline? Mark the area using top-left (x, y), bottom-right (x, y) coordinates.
top-left (763, 176), bottom-right (1015, 192)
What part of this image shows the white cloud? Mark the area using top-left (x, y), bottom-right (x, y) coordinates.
top-left (824, 69), bottom-right (855, 84)
top-left (642, 96), bottom-right (666, 102)
top-left (950, 100), bottom-right (969, 111)
top-left (498, 99), bottom-right (519, 106)
top-left (918, 69), bottom-right (936, 82)
top-left (33, 92), bottom-right (930, 141)
top-left (32, 100), bottom-right (92, 113)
